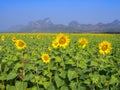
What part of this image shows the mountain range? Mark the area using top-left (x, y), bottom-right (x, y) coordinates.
top-left (8, 17), bottom-right (120, 33)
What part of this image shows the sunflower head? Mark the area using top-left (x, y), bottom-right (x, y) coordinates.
top-left (99, 41), bottom-right (112, 55)
top-left (41, 54), bottom-right (50, 64)
top-left (15, 39), bottom-right (26, 50)
top-left (36, 34), bottom-right (40, 39)
top-left (1, 35), bottom-right (5, 41)
top-left (56, 33), bottom-right (70, 48)
top-left (52, 40), bottom-right (59, 48)
top-left (48, 47), bottom-right (52, 51)
top-left (78, 38), bottom-right (88, 48)
top-left (12, 37), bottom-right (17, 42)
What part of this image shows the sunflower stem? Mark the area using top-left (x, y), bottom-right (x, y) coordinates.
top-left (76, 59), bottom-right (79, 83)
top-left (48, 63), bottom-right (52, 83)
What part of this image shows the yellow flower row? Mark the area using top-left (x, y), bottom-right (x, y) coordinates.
top-left (52, 33), bottom-right (112, 55)
top-left (0, 34), bottom-right (112, 65)
top-left (1, 34), bottom-right (112, 55)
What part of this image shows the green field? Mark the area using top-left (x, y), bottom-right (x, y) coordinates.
top-left (0, 33), bottom-right (120, 90)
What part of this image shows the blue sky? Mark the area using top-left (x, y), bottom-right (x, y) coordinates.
top-left (0, 0), bottom-right (120, 31)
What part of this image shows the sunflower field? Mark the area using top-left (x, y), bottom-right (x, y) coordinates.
top-left (0, 33), bottom-right (120, 90)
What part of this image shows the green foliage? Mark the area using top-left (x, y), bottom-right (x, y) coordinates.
top-left (55, 74), bottom-right (65, 88)
top-left (0, 33), bottom-right (120, 90)
top-left (68, 70), bottom-right (77, 81)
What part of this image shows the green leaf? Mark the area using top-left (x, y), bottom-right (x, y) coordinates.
top-left (0, 64), bottom-right (1, 72)
top-left (60, 62), bottom-right (65, 67)
top-left (28, 86), bottom-right (38, 90)
top-left (55, 56), bottom-right (62, 63)
top-left (59, 70), bottom-right (67, 79)
top-left (13, 56), bottom-right (18, 61)
top-left (49, 61), bottom-right (57, 70)
top-left (7, 72), bottom-right (18, 80)
top-left (90, 60), bottom-right (98, 67)
top-left (14, 63), bottom-right (23, 70)
top-left (78, 85), bottom-right (86, 90)
top-left (60, 85), bottom-right (69, 90)
top-left (6, 85), bottom-right (16, 90)
top-left (68, 70), bottom-right (77, 81)
top-left (0, 83), bottom-right (5, 90)
top-left (65, 59), bottom-right (75, 65)
top-left (7, 61), bottom-right (12, 66)
top-left (79, 61), bottom-right (87, 69)
top-left (27, 64), bottom-right (35, 70)
top-left (2, 59), bottom-right (7, 63)
top-left (109, 75), bottom-right (119, 84)
top-left (70, 81), bottom-right (77, 90)
top-left (0, 73), bottom-right (7, 80)
top-left (15, 81), bottom-right (27, 90)
top-left (23, 73), bottom-right (34, 81)
top-left (55, 74), bottom-right (65, 88)
top-left (43, 82), bottom-right (51, 89)
top-left (84, 79), bottom-right (91, 85)
top-left (3, 65), bottom-right (9, 72)
top-left (90, 74), bottom-right (99, 84)
top-left (47, 83), bottom-right (55, 90)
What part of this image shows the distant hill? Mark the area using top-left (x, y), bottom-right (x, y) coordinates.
top-left (8, 18), bottom-right (120, 33)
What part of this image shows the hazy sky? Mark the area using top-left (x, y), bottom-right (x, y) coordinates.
top-left (0, 0), bottom-right (120, 31)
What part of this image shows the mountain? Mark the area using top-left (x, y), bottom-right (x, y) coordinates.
top-left (8, 18), bottom-right (120, 33)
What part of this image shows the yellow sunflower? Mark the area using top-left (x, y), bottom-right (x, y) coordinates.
top-left (15, 39), bottom-right (26, 50)
top-left (48, 47), bottom-right (52, 51)
top-left (99, 41), bottom-right (112, 54)
top-left (56, 33), bottom-right (70, 48)
top-left (12, 37), bottom-right (17, 42)
top-left (52, 40), bottom-right (59, 48)
top-left (36, 34), bottom-right (40, 39)
top-left (41, 54), bottom-right (50, 64)
top-left (1, 35), bottom-right (5, 41)
top-left (78, 38), bottom-right (88, 48)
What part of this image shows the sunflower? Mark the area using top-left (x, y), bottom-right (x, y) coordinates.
top-left (1, 35), bottom-right (5, 41)
top-left (12, 37), bottom-right (17, 42)
top-left (78, 38), bottom-right (88, 48)
top-left (56, 33), bottom-right (70, 48)
top-left (52, 40), bottom-right (59, 48)
top-left (15, 39), bottom-right (26, 50)
top-left (48, 47), bottom-right (52, 51)
top-left (36, 34), bottom-right (40, 39)
top-left (41, 54), bottom-right (50, 64)
top-left (99, 41), bottom-right (112, 54)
